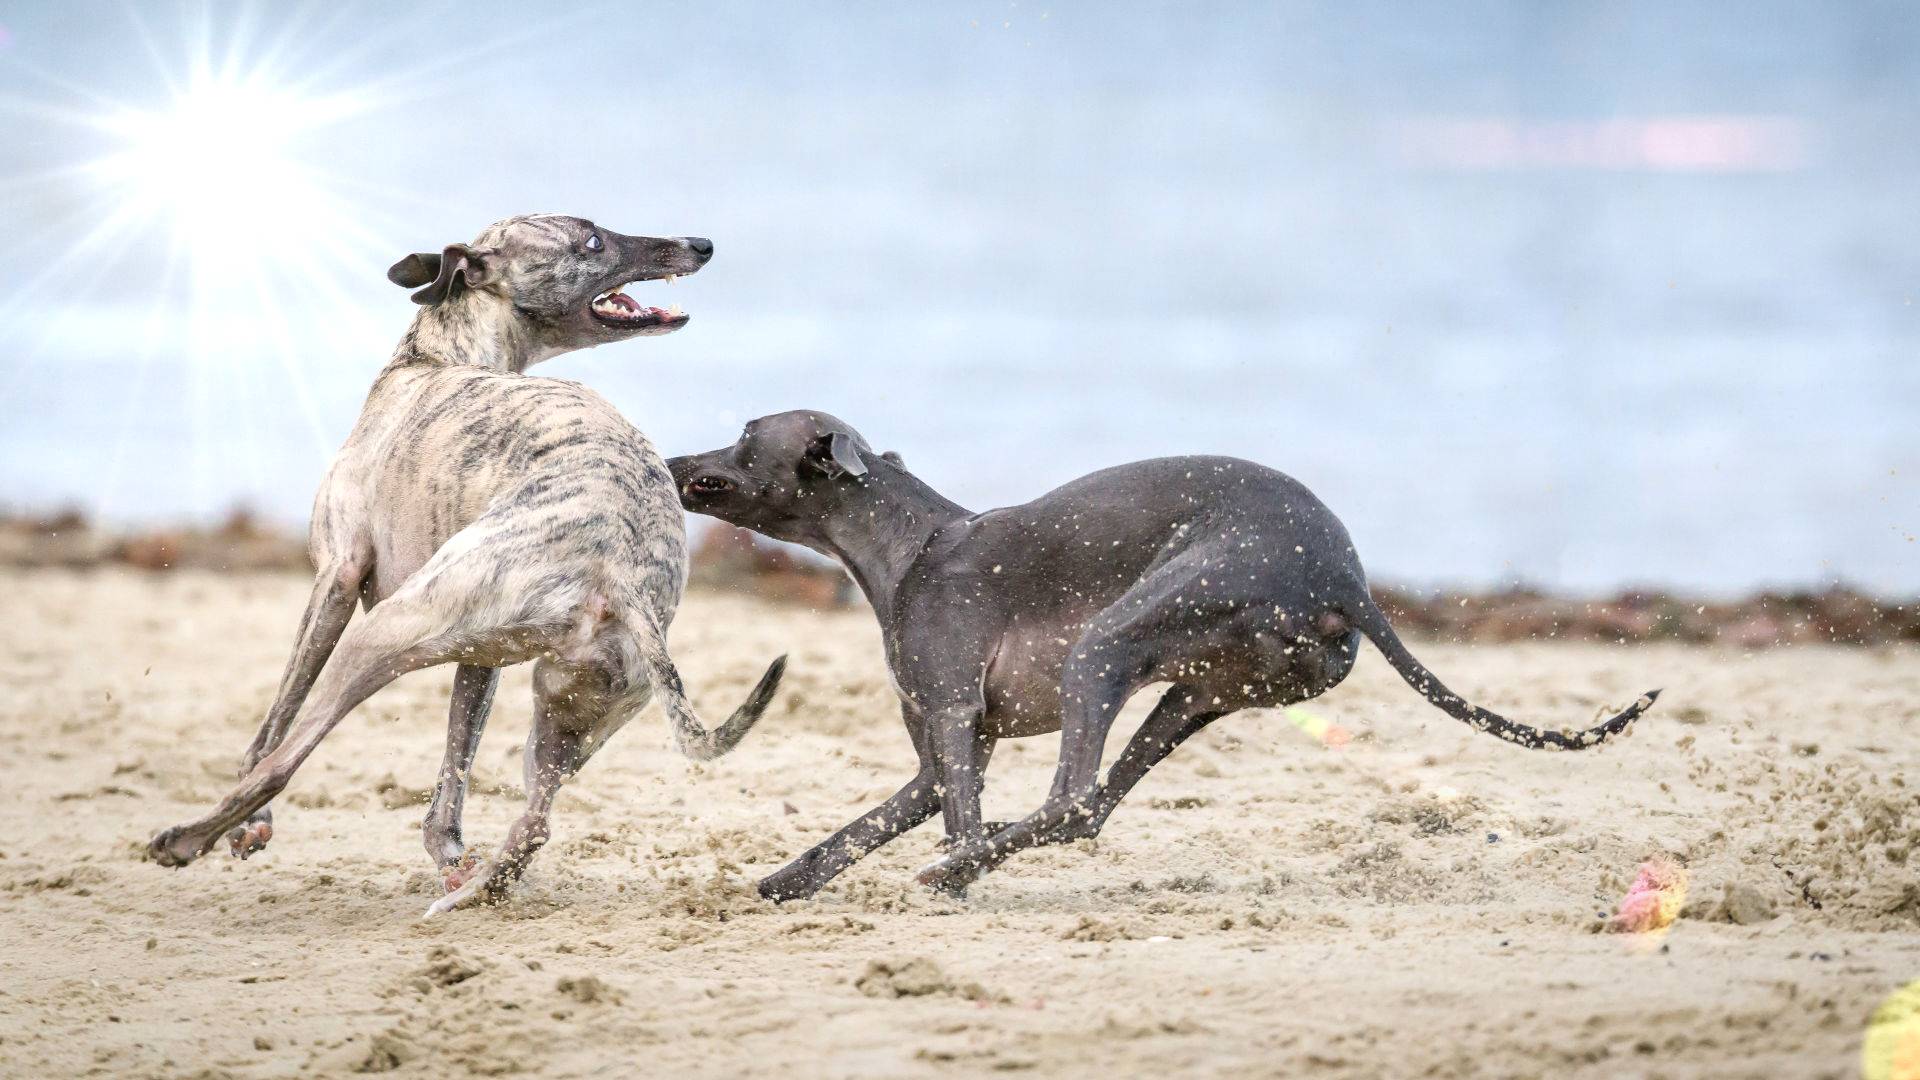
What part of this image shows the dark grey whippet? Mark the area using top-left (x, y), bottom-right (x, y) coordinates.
top-left (668, 410), bottom-right (1659, 899)
top-left (147, 214), bottom-right (784, 917)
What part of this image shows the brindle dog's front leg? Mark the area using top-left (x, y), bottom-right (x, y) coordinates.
top-left (228, 558), bottom-right (365, 858)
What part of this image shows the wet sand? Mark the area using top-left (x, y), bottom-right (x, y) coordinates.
top-left (2, 569), bottom-right (1915, 1078)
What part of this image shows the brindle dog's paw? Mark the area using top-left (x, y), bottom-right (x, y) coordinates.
top-left (147, 825), bottom-right (202, 868)
top-left (441, 848), bottom-right (487, 893)
top-left (423, 856), bottom-right (511, 919)
top-left (225, 820), bottom-right (273, 860)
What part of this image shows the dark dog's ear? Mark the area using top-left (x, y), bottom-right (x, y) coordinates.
top-left (386, 252), bottom-right (441, 289)
top-left (394, 244), bottom-right (494, 305)
top-left (804, 432), bottom-right (868, 478)
top-left (880, 450), bottom-right (904, 467)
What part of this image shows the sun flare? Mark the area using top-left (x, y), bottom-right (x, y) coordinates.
top-left (0, 7), bottom-right (435, 518)
top-left (87, 71), bottom-right (374, 265)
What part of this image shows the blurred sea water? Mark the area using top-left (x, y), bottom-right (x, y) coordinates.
top-left (1, 2), bottom-right (1914, 592)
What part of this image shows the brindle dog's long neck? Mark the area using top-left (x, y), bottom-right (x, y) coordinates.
top-left (812, 468), bottom-right (970, 619)
top-left (393, 292), bottom-right (546, 373)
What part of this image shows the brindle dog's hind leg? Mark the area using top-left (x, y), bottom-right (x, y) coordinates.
top-left (426, 656), bottom-right (647, 916)
top-left (227, 556), bottom-right (367, 859)
top-left (423, 663), bottom-right (500, 885)
top-left (150, 584), bottom-right (465, 868)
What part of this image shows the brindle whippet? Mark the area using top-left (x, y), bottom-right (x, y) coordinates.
top-left (147, 214), bottom-right (784, 917)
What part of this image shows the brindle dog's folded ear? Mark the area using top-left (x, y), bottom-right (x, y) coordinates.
top-left (805, 432), bottom-right (868, 478)
top-left (386, 252), bottom-right (442, 290)
top-left (389, 244), bottom-right (494, 305)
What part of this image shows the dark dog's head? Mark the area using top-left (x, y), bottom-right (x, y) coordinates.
top-left (386, 213), bottom-right (711, 357)
top-left (667, 410), bottom-right (903, 546)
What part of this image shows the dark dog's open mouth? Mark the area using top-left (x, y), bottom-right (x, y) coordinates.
top-left (590, 277), bottom-right (690, 331)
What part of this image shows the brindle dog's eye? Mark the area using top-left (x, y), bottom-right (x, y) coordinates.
top-left (584, 233), bottom-right (602, 252)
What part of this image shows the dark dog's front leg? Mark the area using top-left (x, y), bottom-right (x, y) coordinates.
top-left (1052, 687), bottom-right (1223, 843)
top-left (932, 707), bottom-right (992, 840)
top-left (759, 768), bottom-right (941, 901)
top-left (921, 705), bottom-right (996, 896)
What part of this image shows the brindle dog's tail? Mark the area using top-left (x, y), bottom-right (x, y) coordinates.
top-left (1342, 594), bottom-right (1658, 750)
top-left (625, 607), bottom-right (786, 762)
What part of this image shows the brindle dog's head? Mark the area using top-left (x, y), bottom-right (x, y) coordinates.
top-left (387, 214), bottom-right (711, 356)
top-left (667, 410), bottom-right (906, 547)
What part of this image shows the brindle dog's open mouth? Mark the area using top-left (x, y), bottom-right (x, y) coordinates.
top-left (590, 274), bottom-right (690, 331)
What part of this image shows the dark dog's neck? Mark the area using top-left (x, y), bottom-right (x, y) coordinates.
top-left (395, 293), bottom-right (549, 373)
top-left (811, 467), bottom-right (969, 618)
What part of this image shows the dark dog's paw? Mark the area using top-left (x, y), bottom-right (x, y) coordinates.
top-left (147, 826), bottom-right (201, 868)
top-left (757, 869), bottom-right (819, 903)
top-left (757, 847), bottom-right (828, 903)
top-left (1038, 818), bottom-right (1097, 846)
top-left (914, 855), bottom-right (976, 900)
top-left (936, 823), bottom-right (1014, 851)
top-left (226, 820), bottom-right (273, 860)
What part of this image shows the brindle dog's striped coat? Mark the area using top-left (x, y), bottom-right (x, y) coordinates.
top-left (147, 214), bottom-right (784, 916)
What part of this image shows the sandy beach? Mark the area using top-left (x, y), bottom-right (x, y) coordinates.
top-left (2, 568), bottom-right (1915, 1078)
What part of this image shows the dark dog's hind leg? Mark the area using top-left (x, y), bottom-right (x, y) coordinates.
top-left (919, 610), bottom-right (1167, 890)
top-left (920, 555), bottom-right (1279, 891)
top-left (1046, 685), bottom-right (1226, 844)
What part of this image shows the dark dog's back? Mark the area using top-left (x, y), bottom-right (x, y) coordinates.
top-left (928, 454), bottom-right (1364, 622)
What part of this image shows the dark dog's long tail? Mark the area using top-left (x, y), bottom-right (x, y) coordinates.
top-left (626, 607), bottom-right (786, 762)
top-left (1343, 594), bottom-right (1658, 750)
